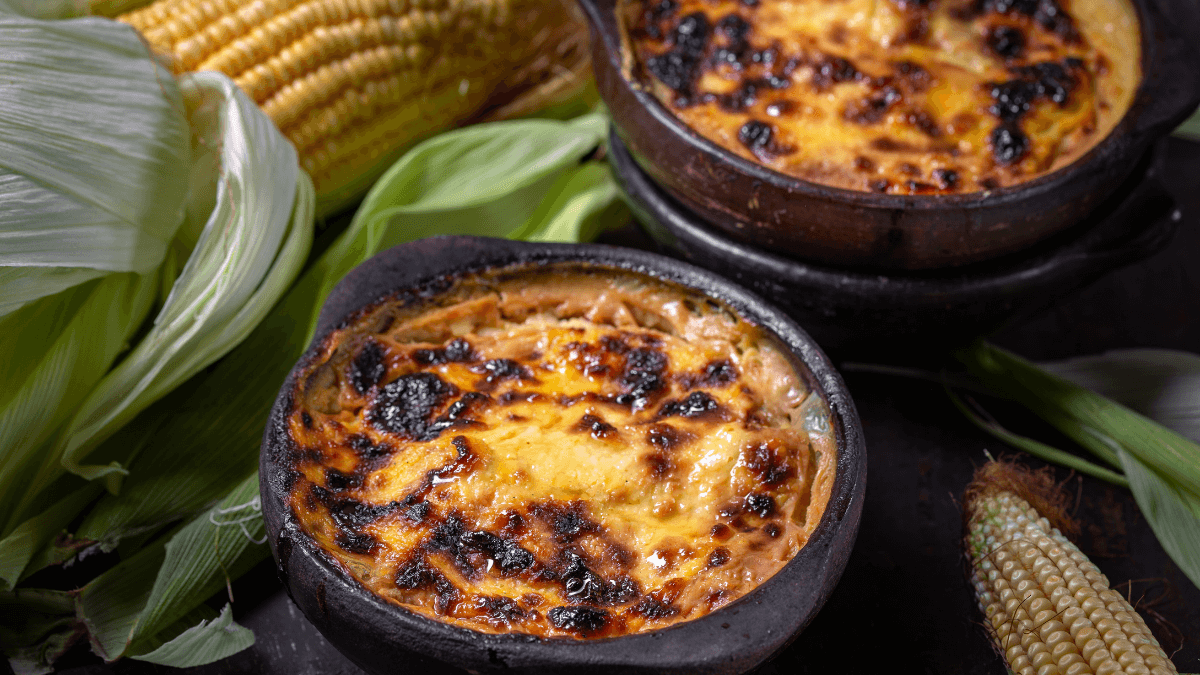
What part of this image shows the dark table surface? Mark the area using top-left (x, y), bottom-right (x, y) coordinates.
top-left (50, 136), bottom-right (1200, 675)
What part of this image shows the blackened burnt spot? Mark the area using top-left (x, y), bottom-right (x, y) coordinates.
top-left (462, 530), bottom-right (538, 574)
top-left (812, 55), bottom-right (860, 89)
top-left (932, 168), bottom-right (960, 189)
top-left (745, 493), bottom-right (777, 517)
top-left (646, 424), bottom-right (693, 454)
top-left (350, 341), bottom-right (387, 394)
top-left (557, 551), bottom-right (640, 605)
top-left (615, 347), bottom-right (668, 410)
top-left (710, 523), bottom-right (733, 541)
top-left (743, 440), bottom-right (794, 485)
top-left (658, 391), bottom-right (720, 419)
top-left (348, 434), bottom-right (389, 461)
top-left (548, 606), bottom-right (608, 633)
top-left (574, 413), bottom-right (617, 440)
top-left (991, 122), bottom-right (1029, 164)
top-left (643, 0), bottom-right (677, 39)
top-left (764, 523), bottom-right (782, 538)
top-left (990, 80), bottom-right (1036, 121)
top-left (894, 61), bottom-right (931, 91)
top-left (716, 14), bottom-right (750, 43)
top-left (905, 109), bottom-right (941, 137)
top-left (402, 498), bottom-right (431, 523)
top-left (672, 12), bottom-right (710, 55)
top-left (738, 120), bottom-right (773, 153)
top-left (437, 391), bottom-right (489, 430)
top-left (414, 337), bottom-right (478, 365)
top-left (480, 596), bottom-right (528, 623)
top-left (987, 25), bottom-right (1025, 59)
top-left (396, 557), bottom-right (437, 589)
top-left (325, 468), bottom-right (361, 491)
top-left (301, 412), bottom-right (313, 429)
top-left (335, 531), bottom-right (377, 554)
top-left (630, 594), bottom-right (680, 620)
top-left (645, 451), bottom-right (674, 478)
top-left (705, 360), bottom-right (736, 386)
top-left (976, 0), bottom-right (1078, 40)
top-left (1010, 61), bottom-right (1078, 104)
top-left (845, 86), bottom-right (902, 124)
top-left (646, 12), bottom-right (710, 101)
top-left (371, 372), bottom-right (458, 440)
top-left (477, 358), bottom-right (531, 385)
top-left (533, 501), bottom-right (601, 543)
top-left (707, 547), bottom-right (731, 567)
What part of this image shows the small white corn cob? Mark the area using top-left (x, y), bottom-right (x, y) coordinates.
top-left (964, 462), bottom-right (1179, 675)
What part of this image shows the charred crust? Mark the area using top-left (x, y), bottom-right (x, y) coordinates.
top-left (645, 451), bottom-right (675, 478)
top-left (986, 24), bottom-right (1025, 59)
top-left (414, 337), bottom-right (478, 366)
top-left (743, 440), bottom-right (794, 486)
top-left (657, 391), bottom-right (721, 419)
top-left (547, 606), bottom-right (609, 633)
top-left (764, 523), bottom-right (782, 538)
top-left (707, 547), bottom-right (731, 567)
top-left (812, 55), bottom-right (860, 89)
top-left (646, 12), bottom-right (710, 101)
top-left (710, 523), bottom-right (733, 541)
top-left (932, 168), bottom-right (960, 189)
top-left (745, 493), bottom-right (777, 517)
top-left (574, 413), bottom-right (618, 439)
top-left (629, 593), bottom-right (680, 620)
top-left (845, 87), bottom-right (903, 125)
top-left (476, 358), bottom-right (532, 386)
top-left (370, 372), bottom-right (459, 440)
top-left (350, 340), bottom-right (387, 394)
top-left (301, 412), bottom-right (313, 429)
top-left (990, 122), bottom-right (1030, 164)
top-left (325, 468), bottom-right (362, 491)
top-left (615, 347), bottom-right (668, 410)
top-left (335, 530), bottom-right (378, 554)
top-left (531, 501), bottom-right (601, 544)
top-left (646, 423), bottom-right (690, 451)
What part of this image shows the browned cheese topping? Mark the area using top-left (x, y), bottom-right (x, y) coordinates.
top-left (626, 0), bottom-right (1140, 194)
top-left (284, 266), bottom-right (837, 638)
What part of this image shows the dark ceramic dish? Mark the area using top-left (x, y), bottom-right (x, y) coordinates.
top-left (260, 236), bottom-right (867, 675)
top-left (579, 0), bottom-right (1200, 270)
top-left (611, 129), bottom-right (1181, 359)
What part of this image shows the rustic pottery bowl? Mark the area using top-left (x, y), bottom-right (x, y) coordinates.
top-left (579, 0), bottom-right (1200, 270)
top-left (260, 236), bottom-right (867, 675)
top-left (611, 130), bottom-right (1181, 359)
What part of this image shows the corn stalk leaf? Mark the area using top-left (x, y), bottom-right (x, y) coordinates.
top-left (1118, 447), bottom-right (1200, 590)
top-left (0, 589), bottom-right (80, 675)
top-left (0, 483), bottom-right (103, 591)
top-left (1175, 105), bottom-right (1200, 141)
top-left (130, 604), bottom-right (253, 668)
top-left (1040, 349), bottom-right (1200, 444)
top-left (75, 112), bottom-right (615, 548)
top-left (959, 342), bottom-right (1200, 498)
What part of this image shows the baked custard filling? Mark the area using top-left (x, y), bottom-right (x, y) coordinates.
top-left (626, 0), bottom-right (1140, 194)
top-left (284, 265), bottom-right (836, 638)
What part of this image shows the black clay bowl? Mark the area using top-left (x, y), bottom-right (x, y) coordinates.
top-left (579, 0), bottom-right (1200, 270)
top-left (611, 128), bottom-right (1181, 359)
top-left (260, 236), bottom-right (867, 675)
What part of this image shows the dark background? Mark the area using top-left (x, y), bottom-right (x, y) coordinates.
top-left (37, 136), bottom-right (1200, 675)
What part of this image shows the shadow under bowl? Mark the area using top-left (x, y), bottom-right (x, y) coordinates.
top-left (259, 236), bottom-right (868, 675)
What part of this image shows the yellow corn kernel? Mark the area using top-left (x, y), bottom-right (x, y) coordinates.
top-left (964, 464), bottom-right (1179, 675)
top-left (116, 0), bottom-right (590, 207)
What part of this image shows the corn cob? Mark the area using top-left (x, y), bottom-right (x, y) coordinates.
top-left (963, 461), bottom-right (1179, 675)
top-left (103, 0), bottom-right (591, 207)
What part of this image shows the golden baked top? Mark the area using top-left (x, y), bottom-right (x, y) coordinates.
top-left (625, 0), bottom-right (1140, 194)
top-left (283, 265), bottom-right (836, 638)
